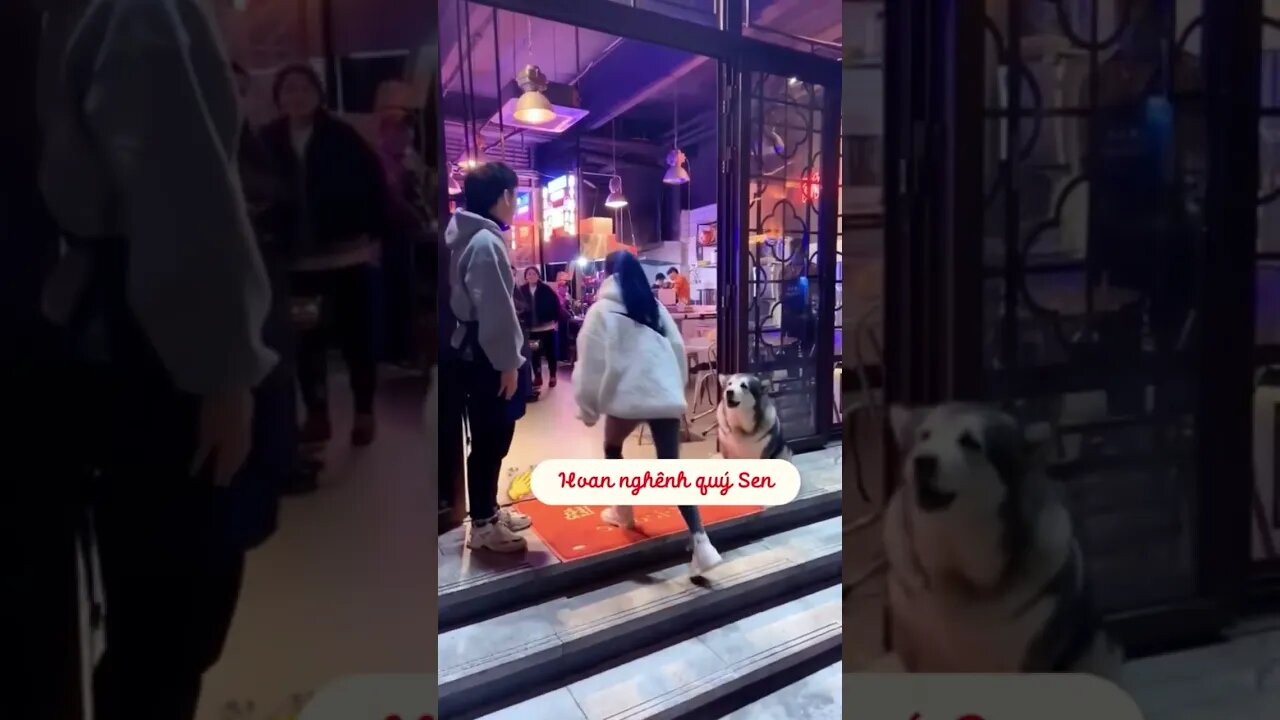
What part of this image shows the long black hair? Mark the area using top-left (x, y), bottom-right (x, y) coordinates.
top-left (605, 250), bottom-right (661, 333)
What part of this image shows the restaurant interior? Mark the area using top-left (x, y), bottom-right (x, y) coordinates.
top-left (437, 0), bottom-right (845, 562)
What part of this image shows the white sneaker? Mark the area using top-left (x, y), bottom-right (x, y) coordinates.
top-left (690, 532), bottom-right (722, 576)
top-left (498, 507), bottom-right (532, 532)
top-left (467, 519), bottom-right (528, 553)
top-left (601, 506), bottom-right (636, 529)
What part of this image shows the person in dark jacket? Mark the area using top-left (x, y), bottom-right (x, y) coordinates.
top-left (377, 111), bottom-right (431, 368)
top-left (233, 61), bottom-right (311, 502)
top-left (261, 63), bottom-right (390, 449)
top-left (516, 266), bottom-right (564, 388)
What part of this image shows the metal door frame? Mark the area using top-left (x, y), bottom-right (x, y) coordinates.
top-left (887, 0), bottom-right (1260, 652)
top-left (722, 30), bottom-right (841, 449)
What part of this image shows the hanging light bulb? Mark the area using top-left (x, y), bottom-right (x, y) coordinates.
top-left (605, 119), bottom-right (627, 208)
top-left (663, 91), bottom-right (690, 185)
top-left (605, 175), bottom-right (628, 208)
top-left (663, 149), bottom-right (690, 185)
top-left (514, 64), bottom-right (555, 125)
top-left (513, 18), bottom-right (555, 126)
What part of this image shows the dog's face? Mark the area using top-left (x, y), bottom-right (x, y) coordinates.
top-left (718, 373), bottom-right (774, 435)
top-left (721, 374), bottom-right (763, 412)
top-left (889, 403), bottom-right (1044, 588)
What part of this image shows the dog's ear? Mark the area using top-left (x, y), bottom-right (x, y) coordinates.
top-left (888, 405), bottom-right (924, 449)
top-left (719, 373), bottom-right (730, 387)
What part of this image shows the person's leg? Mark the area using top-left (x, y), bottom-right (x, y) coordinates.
top-left (533, 330), bottom-right (557, 387)
top-left (90, 320), bottom-right (244, 720)
top-left (645, 418), bottom-right (719, 572)
top-left (530, 332), bottom-right (545, 387)
top-left (645, 419), bottom-right (704, 534)
top-left (599, 417), bottom-right (642, 528)
top-left (603, 416), bottom-right (641, 458)
top-left (292, 270), bottom-right (333, 443)
top-left (546, 330), bottom-right (559, 386)
top-left (332, 265), bottom-right (378, 445)
top-left (92, 484), bottom-right (245, 720)
top-left (10, 322), bottom-right (86, 720)
top-left (460, 360), bottom-right (524, 551)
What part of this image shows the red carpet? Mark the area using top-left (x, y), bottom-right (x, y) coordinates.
top-left (518, 500), bottom-right (762, 562)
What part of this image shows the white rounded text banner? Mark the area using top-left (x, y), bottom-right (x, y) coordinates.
top-left (530, 459), bottom-right (801, 506)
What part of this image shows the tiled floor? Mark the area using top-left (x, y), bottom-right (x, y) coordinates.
top-left (196, 373), bottom-right (435, 720)
top-left (439, 444), bottom-right (842, 595)
top-left (721, 662), bottom-right (842, 720)
top-left (478, 586), bottom-right (842, 720)
top-left (1125, 622), bottom-right (1280, 720)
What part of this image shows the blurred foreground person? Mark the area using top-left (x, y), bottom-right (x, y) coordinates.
top-left (34, 0), bottom-right (276, 717)
top-left (263, 64), bottom-right (390, 450)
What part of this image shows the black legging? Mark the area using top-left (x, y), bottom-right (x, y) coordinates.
top-left (460, 358), bottom-right (518, 523)
top-left (293, 265), bottom-right (377, 416)
top-left (603, 417), bottom-right (703, 534)
top-left (530, 328), bottom-right (557, 381)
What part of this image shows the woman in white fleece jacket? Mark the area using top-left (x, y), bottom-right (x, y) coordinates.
top-left (573, 251), bottom-right (721, 575)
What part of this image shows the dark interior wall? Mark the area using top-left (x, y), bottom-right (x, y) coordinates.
top-left (533, 140), bottom-right (667, 249)
top-left (685, 140), bottom-right (717, 209)
top-left (605, 165), bottom-right (664, 248)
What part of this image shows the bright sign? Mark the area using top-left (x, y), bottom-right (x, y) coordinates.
top-left (541, 174), bottom-right (577, 242)
top-left (514, 189), bottom-right (532, 220)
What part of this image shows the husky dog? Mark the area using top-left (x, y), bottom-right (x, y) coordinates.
top-left (716, 374), bottom-right (793, 460)
top-left (883, 403), bottom-right (1121, 676)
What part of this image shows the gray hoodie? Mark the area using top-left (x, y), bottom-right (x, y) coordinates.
top-left (36, 0), bottom-right (276, 394)
top-left (446, 210), bottom-right (524, 372)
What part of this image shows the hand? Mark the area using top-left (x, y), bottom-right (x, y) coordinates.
top-left (191, 387), bottom-right (254, 487)
top-left (579, 408), bottom-right (599, 427)
top-left (498, 369), bottom-right (518, 400)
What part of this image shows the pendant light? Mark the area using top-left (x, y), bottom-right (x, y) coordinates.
top-left (513, 18), bottom-right (555, 125)
top-left (605, 119), bottom-right (628, 208)
top-left (663, 90), bottom-right (690, 185)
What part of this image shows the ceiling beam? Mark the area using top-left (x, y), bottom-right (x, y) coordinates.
top-left (462, 0), bottom-right (838, 84)
top-left (577, 0), bottom-right (840, 132)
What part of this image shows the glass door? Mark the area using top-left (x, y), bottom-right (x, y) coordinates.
top-left (889, 0), bottom-right (1258, 647)
top-left (722, 58), bottom-right (841, 450)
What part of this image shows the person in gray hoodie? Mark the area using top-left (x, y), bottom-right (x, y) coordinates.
top-left (32, 0), bottom-right (276, 717)
top-left (447, 162), bottom-right (534, 553)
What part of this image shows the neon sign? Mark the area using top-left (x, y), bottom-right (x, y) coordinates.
top-left (514, 189), bottom-right (532, 220)
top-left (800, 170), bottom-right (821, 203)
top-left (541, 174), bottom-right (577, 242)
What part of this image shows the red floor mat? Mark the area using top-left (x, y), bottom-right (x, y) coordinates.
top-left (517, 499), bottom-right (762, 562)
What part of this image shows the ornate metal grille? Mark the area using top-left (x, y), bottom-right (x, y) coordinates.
top-left (980, 0), bottom-right (1206, 612)
top-left (743, 73), bottom-right (833, 441)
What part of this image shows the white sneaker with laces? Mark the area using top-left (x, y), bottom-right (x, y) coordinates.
top-left (690, 532), bottom-right (722, 576)
top-left (498, 507), bottom-right (532, 532)
top-left (467, 519), bottom-right (528, 553)
top-left (601, 505), bottom-right (636, 529)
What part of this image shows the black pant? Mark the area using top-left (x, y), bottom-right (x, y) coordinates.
top-left (76, 247), bottom-right (246, 720)
top-left (603, 417), bottom-right (703, 534)
top-left (460, 359), bottom-right (517, 523)
top-left (529, 329), bottom-right (557, 381)
top-left (9, 317), bottom-right (86, 720)
top-left (293, 265), bottom-right (376, 416)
